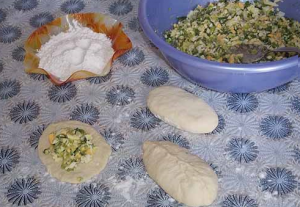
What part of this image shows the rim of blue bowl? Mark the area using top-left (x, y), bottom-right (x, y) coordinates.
top-left (138, 0), bottom-right (299, 73)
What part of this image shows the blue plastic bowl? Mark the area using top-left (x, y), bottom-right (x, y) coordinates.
top-left (138, 0), bottom-right (300, 93)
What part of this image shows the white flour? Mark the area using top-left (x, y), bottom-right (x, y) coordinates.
top-left (37, 20), bottom-right (114, 81)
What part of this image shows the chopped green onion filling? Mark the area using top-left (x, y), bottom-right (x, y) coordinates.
top-left (43, 127), bottom-right (95, 171)
top-left (164, 0), bottom-right (300, 63)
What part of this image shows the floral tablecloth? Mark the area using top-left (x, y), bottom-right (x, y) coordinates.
top-left (0, 0), bottom-right (300, 207)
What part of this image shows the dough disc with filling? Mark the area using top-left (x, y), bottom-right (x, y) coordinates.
top-left (38, 120), bottom-right (111, 183)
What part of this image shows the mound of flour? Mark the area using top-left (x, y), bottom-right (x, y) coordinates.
top-left (37, 20), bottom-right (114, 81)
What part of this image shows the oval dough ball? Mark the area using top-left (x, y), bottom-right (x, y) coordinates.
top-left (143, 141), bottom-right (218, 207)
top-left (38, 120), bottom-right (111, 183)
top-left (147, 86), bottom-right (218, 133)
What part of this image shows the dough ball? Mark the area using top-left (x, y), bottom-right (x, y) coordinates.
top-left (147, 86), bottom-right (218, 134)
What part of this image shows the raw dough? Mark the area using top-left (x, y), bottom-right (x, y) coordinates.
top-left (38, 120), bottom-right (111, 183)
top-left (143, 141), bottom-right (218, 207)
top-left (147, 86), bottom-right (218, 133)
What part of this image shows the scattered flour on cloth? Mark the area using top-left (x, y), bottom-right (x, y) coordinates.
top-left (37, 20), bottom-right (114, 81)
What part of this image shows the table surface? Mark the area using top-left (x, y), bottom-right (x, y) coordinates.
top-left (0, 0), bottom-right (300, 206)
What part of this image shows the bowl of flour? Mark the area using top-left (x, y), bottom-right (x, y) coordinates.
top-left (24, 13), bottom-right (132, 85)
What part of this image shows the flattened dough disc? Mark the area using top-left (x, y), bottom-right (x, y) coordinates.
top-left (38, 120), bottom-right (111, 183)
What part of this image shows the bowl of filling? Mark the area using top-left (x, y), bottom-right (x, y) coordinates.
top-left (138, 0), bottom-right (300, 92)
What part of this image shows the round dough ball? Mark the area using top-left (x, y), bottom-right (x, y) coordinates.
top-left (147, 86), bottom-right (218, 134)
top-left (143, 141), bottom-right (218, 206)
top-left (38, 120), bottom-right (111, 183)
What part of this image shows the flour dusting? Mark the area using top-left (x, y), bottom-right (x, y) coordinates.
top-left (259, 172), bottom-right (267, 179)
top-left (114, 177), bottom-right (136, 201)
top-left (37, 20), bottom-right (114, 81)
top-left (111, 176), bottom-right (149, 204)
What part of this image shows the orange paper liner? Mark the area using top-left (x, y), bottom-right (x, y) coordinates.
top-left (24, 13), bottom-right (132, 85)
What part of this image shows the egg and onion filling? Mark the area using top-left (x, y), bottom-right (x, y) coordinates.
top-left (165, 0), bottom-right (300, 63)
top-left (43, 128), bottom-right (95, 171)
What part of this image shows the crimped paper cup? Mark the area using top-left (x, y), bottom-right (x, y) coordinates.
top-left (24, 13), bottom-right (132, 85)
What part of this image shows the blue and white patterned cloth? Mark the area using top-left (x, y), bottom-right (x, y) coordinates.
top-left (0, 0), bottom-right (300, 206)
